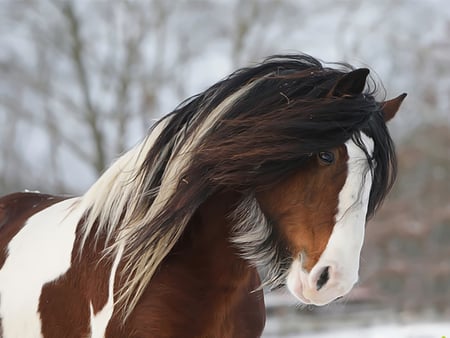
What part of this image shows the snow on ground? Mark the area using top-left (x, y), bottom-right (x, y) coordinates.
top-left (263, 291), bottom-right (450, 338)
top-left (263, 322), bottom-right (450, 338)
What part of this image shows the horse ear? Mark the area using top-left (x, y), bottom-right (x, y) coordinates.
top-left (382, 93), bottom-right (407, 122)
top-left (330, 68), bottom-right (370, 97)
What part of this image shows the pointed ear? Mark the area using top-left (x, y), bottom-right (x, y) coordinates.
top-left (329, 68), bottom-right (370, 97)
top-left (382, 93), bottom-right (407, 122)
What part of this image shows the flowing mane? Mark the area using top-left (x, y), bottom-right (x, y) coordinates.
top-left (76, 54), bottom-right (397, 319)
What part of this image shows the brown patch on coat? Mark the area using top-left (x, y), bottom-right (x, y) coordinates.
top-left (106, 191), bottom-right (265, 338)
top-left (38, 219), bottom-right (114, 338)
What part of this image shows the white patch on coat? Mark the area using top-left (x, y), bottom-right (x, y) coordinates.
top-left (0, 198), bottom-right (81, 338)
top-left (89, 244), bottom-right (123, 338)
top-left (287, 133), bottom-right (374, 305)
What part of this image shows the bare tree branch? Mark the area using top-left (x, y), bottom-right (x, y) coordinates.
top-left (61, 2), bottom-right (106, 174)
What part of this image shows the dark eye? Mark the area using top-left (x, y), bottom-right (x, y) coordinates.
top-left (318, 151), bottom-right (335, 165)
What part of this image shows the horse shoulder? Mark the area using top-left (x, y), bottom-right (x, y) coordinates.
top-left (0, 192), bottom-right (67, 268)
top-left (226, 270), bottom-right (266, 337)
top-left (105, 207), bottom-right (266, 338)
top-left (0, 192), bottom-right (82, 338)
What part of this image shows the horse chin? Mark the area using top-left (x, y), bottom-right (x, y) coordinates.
top-left (286, 278), bottom-right (352, 306)
top-left (285, 278), bottom-right (312, 305)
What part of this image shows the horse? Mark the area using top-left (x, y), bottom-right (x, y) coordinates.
top-left (0, 54), bottom-right (406, 338)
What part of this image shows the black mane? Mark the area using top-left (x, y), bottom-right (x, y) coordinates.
top-left (141, 54), bottom-right (395, 220)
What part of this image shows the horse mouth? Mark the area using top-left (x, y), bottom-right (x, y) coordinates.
top-left (285, 259), bottom-right (357, 306)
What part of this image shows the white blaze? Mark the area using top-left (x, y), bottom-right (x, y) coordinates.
top-left (287, 133), bottom-right (374, 305)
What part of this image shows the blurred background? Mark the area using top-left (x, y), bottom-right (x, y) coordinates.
top-left (0, 0), bottom-right (449, 337)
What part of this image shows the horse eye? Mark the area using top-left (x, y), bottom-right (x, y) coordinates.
top-left (318, 151), bottom-right (335, 164)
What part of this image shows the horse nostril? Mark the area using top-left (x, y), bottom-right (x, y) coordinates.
top-left (316, 266), bottom-right (330, 291)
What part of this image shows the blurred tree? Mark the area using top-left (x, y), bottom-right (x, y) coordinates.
top-left (0, 0), bottom-right (269, 193)
top-left (2, 0), bottom-right (448, 194)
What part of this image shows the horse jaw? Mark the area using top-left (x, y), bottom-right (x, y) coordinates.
top-left (286, 133), bottom-right (374, 305)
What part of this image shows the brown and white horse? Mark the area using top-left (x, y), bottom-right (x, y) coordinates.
top-left (0, 55), bottom-right (405, 337)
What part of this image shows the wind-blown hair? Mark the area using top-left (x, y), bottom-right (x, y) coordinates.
top-left (78, 54), bottom-right (397, 319)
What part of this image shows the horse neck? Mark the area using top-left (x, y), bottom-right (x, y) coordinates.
top-left (170, 190), bottom-right (259, 292)
top-left (121, 191), bottom-right (266, 337)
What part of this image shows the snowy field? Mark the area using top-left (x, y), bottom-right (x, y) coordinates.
top-left (263, 322), bottom-right (450, 338)
top-left (263, 292), bottom-right (450, 338)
